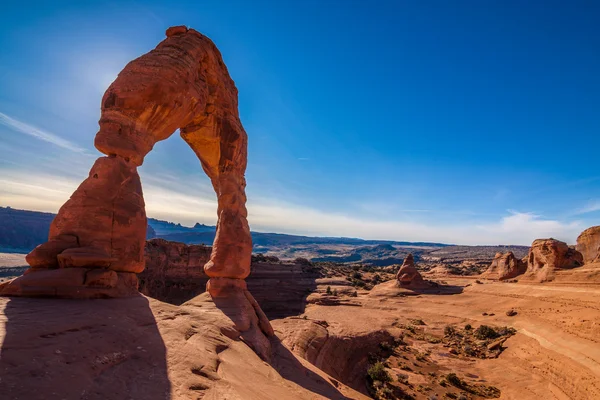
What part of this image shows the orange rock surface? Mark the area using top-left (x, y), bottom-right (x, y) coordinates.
top-left (1, 26), bottom-right (252, 297)
top-left (523, 238), bottom-right (583, 282)
top-left (481, 251), bottom-right (527, 281)
top-left (395, 253), bottom-right (427, 288)
top-left (0, 26), bottom-right (271, 355)
top-left (577, 226), bottom-right (600, 265)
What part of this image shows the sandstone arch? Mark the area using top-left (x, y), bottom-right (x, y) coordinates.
top-left (0, 25), bottom-right (273, 357)
top-left (0, 26), bottom-right (253, 295)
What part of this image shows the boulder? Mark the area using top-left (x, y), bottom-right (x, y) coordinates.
top-left (576, 226), bottom-right (600, 264)
top-left (395, 254), bottom-right (428, 288)
top-left (481, 252), bottom-right (526, 280)
top-left (523, 238), bottom-right (583, 282)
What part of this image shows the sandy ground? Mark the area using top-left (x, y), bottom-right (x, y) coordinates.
top-left (281, 278), bottom-right (600, 399)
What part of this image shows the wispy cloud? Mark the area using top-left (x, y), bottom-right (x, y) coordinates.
top-left (573, 200), bottom-right (600, 215)
top-left (0, 112), bottom-right (86, 153)
top-left (0, 167), bottom-right (585, 245)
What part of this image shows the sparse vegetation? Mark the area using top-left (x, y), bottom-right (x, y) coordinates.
top-left (444, 325), bottom-right (457, 336)
top-left (367, 362), bottom-right (392, 383)
top-left (474, 325), bottom-right (500, 340)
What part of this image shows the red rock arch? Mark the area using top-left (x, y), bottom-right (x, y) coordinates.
top-left (1, 27), bottom-right (253, 297)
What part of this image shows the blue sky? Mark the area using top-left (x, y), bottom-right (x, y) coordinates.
top-left (1, 0), bottom-right (599, 245)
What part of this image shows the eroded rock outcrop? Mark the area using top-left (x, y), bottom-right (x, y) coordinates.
top-left (577, 226), bottom-right (600, 265)
top-left (273, 318), bottom-right (394, 394)
top-left (141, 238), bottom-right (320, 318)
top-left (0, 26), bottom-right (273, 358)
top-left (481, 252), bottom-right (527, 281)
top-left (395, 254), bottom-right (428, 288)
top-left (523, 239), bottom-right (583, 282)
top-left (139, 238), bottom-right (211, 304)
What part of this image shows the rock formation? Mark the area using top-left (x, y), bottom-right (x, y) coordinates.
top-left (523, 238), bottom-right (584, 282)
top-left (139, 238), bottom-right (211, 304)
top-left (395, 254), bottom-right (427, 288)
top-left (481, 252), bottom-right (527, 280)
top-left (0, 26), bottom-right (273, 357)
top-left (273, 318), bottom-right (394, 394)
top-left (141, 238), bottom-right (319, 317)
top-left (576, 226), bottom-right (600, 265)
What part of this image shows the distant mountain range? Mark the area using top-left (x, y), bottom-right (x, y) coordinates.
top-left (0, 206), bottom-right (448, 253)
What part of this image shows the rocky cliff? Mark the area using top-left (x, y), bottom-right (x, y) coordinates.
top-left (141, 239), bottom-right (321, 318)
top-left (576, 226), bottom-right (600, 265)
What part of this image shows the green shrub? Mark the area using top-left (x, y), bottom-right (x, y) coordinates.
top-left (367, 362), bottom-right (392, 383)
top-left (444, 325), bottom-right (457, 336)
top-left (446, 372), bottom-right (465, 388)
top-left (474, 325), bottom-right (499, 340)
top-left (326, 286), bottom-right (332, 295)
top-left (464, 324), bottom-right (472, 330)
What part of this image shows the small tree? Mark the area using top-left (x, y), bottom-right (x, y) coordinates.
top-left (326, 286), bottom-right (332, 295)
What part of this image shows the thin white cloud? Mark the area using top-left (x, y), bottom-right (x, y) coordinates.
top-left (0, 112), bottom-right (86, 153)
top-left (0, 168), bottom-right (585, 246)
top-left (573, 200), bottom-right (600, 215)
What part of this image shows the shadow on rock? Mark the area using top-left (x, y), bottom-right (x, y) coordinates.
top-left (270, 337), bottom-right (354, 400)
top-left (0, 296), bottom-right (171, 399)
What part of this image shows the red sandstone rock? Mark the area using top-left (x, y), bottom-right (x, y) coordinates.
top-left (1, 26), bottom-right (272, 358)
top-left (524, 238), bottom-right (584, 282)
top-left (4, 27), bottom-right (253, 295)
top-left (576, 226), bottom-right (600, 265)
top-left (395, 254), bottom-right (427, 288)
top-left (481, 251), bottom-right (526, 281)
top-left (139, 238), bottom-right (211, 303)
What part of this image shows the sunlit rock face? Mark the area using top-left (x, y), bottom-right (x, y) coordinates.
top-left (481, 252), bottom-right (526, 281)
top-left (523, 238), bottom-right (584, 282)
top-left (576, 226), bottom-right (600, 265)
top-left (1, 26), bottom-right (252, 296)
top-left (395, 253), bottom-right (427, 288)
top-left (1, 24), bottom-right (273, 359)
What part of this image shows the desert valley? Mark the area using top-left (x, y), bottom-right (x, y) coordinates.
top-left (1, 202), bottom-right (600, 399)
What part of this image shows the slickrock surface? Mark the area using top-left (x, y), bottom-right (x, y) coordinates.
top-left (0, 295), bottom-right (366, 400)
top-left (274, 277), bottom-right (600, 399)
top-left (577, 226), bottom-right (600, 265)
top-left (523, 239), bottom-right (584, 282)
top-left (481, 251), bottom-right (527, 281)
top-left (274, 318), bottom-right (393, 394)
